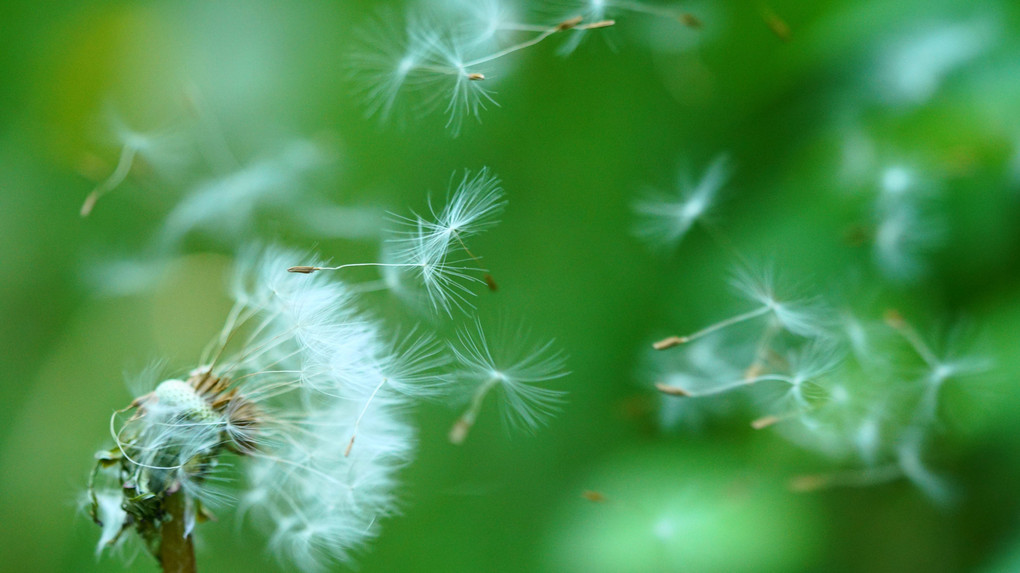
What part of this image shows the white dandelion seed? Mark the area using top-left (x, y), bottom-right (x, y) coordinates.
top-left (884, 312), bottom-right (992, 424)
top-left (386, 167), bottom-right (506, 315)
top-left (729, 265), bottom-right (830, 339)
top-left (287, 168), bottom-right (504, 316)
top-left (652, 264), bottom-right (829, 354)
top-left (633, 154), bottom-right (730, 249)
top-left (351, 7), bottom-right (614, 133)
top-left (448, 319), bottom-right (569, 444)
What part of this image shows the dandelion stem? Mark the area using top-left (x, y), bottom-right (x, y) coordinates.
top-left (159, 490), bottom-right (196, 573)
top-left (653, 306), bottom-right (772, 350)
top-left (449, 377), bottom-right (500, 444)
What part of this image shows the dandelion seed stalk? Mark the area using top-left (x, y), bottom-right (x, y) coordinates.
top-left (789, 464), bottom-right (901, 492)
top-left (288, 262), bottom-right (420, 274)
top-left (81, 144), bottom-right (138, 217)
top-left (461, 17), bottom-right (616, 69)
top-left (884, 309), bottom-right (938, 367)
top-left (653, 306), bottom-right (772, 350)
top-left (656, 373), bottom-right (790, 398)
top-left (449, 376), bottom-right (500, 445)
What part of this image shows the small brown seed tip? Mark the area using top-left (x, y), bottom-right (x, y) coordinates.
top-left (765, 15), bottom-right (791, 42)
top-left (467, 72), bottom-right (485, 81)
top-left (655, 382), bottom-right (690, 397)
top-left (751, 415), bottom-right (780, 430)
top-left (557, 16), bottom-right (584, 31)
top-left (744, 363), bottom-right (764, 381)
top-left (789, 474), bottom-right (828, 492)
top-left (679, 13), bottom-right (702, 28)
top-left (652, 336), bottom-right (687, 350)
top-left (80, 192), bottom-right (99, 217)
top-left (484, 273), bottom-right (498, 292)
top-left (449, 419), bottom-right (471, 445)
top-left (582, 490), bottom-right (607, 503)
top-left (288, 266), bottom-right (318, 274)
top-left (883, 308), bottom-right (905, 329)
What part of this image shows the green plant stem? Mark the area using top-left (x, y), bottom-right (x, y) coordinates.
top-left (160, 491), bottom-right (196, 573)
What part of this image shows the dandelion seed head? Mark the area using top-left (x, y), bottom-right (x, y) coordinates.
top-left (90, 245), bottom-right (430, 570)
top-left (152, 379), bottom-right (218, 421)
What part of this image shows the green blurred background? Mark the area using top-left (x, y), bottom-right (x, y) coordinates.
top-left (2, 0), bottom-right (1020, 571)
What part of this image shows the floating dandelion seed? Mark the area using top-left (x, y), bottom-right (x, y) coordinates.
top-left (653, 264), bottom-right (828, 353)
top-left (351, 8), bottom-right (614, 133)
top-left (654, 341), bottom-right (839, 402)
top-left (448, 319), bottom-right (569, 444)
top-left (633, 154), bottom-right (730, 249)
top-left (294, 168), bottom-right (505, 316)
top-left (884, 310), bottom-right (991, 423)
